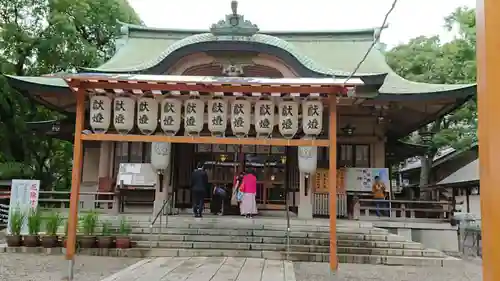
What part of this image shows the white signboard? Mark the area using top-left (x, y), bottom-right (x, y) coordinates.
top-left (116, 163), bottom-right (156, 187)
top-left (344, 168), bottom-right (390, 193)
top-left (7, 179), bottom-right (40, 235)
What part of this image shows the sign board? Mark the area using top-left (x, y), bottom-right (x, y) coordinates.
top-left (117, 163), bottom-right (156, 188)
top-left (344, 168), bottom-right (390, 193)
top-left (7, 179), bottom-right (40, 235)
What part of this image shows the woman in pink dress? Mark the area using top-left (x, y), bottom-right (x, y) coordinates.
top-left (240, 169), bottom-right (258, 218)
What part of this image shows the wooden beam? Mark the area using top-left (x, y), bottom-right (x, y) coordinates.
top-left (65, 89), bottom-right (85, 280)
top-left (76, 81), bottom-right (346, 95)
top-left (81, 134), bottom-right (331, 147)
top-left (329, 97), bottom-right (338, 273)
top-left (477, 1), bottom-right (500, 280)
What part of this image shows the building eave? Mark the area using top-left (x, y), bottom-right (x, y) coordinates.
top-left (117, 21), bottom-right (379, 37)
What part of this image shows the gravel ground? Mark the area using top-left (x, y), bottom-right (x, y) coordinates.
top-left (0, 253), bottom-right (141, 281)
top-left (294, 260), bottom-right (483, 281)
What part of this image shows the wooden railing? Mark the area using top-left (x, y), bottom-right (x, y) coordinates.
top-left (311, 191), bottom-right (455, 221)
top-left (312, 193), bottom-right (348, 217)
top-left (0, 190), bottom-right (117, 212)
top-left (358, 198), bottom-right (454, 221)
top-left (0, 202), bottom-right (8, 227)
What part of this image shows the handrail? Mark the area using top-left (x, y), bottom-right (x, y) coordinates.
top-left (149, 194), bottom-right (172, 251)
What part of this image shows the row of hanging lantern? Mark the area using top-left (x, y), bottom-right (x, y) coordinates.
top-left (89, 94), bottom-right (324, 138)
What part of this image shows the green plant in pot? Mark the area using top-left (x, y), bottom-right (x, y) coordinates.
top-left (79, 211), bottom-right (99, 248)
top-left (42, 212), bottom-right (63, 248)
top-left (6, 208), bottom-right (25, 247)
top-left (25, 208), bottom-right (42, 247)
top-left (115, 217), bottom-right (132, 249)
top-left (97, 221), bottom-right (114, 248)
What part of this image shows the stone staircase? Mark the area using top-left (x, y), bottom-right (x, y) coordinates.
top-left (100, 215), bottom-right (458, 266)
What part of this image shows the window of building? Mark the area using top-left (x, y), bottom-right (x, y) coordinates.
top-left (113, 142), bottom-right (151, 176)
top-left (318, 144), bottom-right (371, 168)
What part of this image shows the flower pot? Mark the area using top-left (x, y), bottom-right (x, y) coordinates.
top-left (115, 236), bottom-right (131, 249)
top-left (41, 236), bottom-right (59, 248)
top-left (79, 236), bottom-right (96, 248)
top-left (23, 235), bottom-right (40, 247)
top-left (6, 235), bottom-right (22, 247)
top-left (97, 236), bottom-right (114, 248)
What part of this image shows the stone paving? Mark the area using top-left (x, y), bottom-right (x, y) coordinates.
top-left (101, 257), bottom-right (295, 281)
top-left (293, 259), bottom-right (482, 281)
top-left (0, 253), bottom-right (483, 281)
top-left (0, 253), bottom-right (141, 281)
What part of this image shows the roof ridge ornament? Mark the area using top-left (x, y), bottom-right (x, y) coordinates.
top-left (210, 1), bottom-right (259, 37)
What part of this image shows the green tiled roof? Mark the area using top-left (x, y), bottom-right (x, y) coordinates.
top-left (5, 22), bottom-right (476, 98)
top-left (86, 23), bottom-right (475, 96)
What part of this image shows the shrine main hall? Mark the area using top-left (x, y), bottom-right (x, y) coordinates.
top-left (4, 3), bottom-right (475, 219)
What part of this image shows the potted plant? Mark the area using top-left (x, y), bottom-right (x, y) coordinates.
top-left (79, 211), bottom-right (99, 248)
top-left (6, 208), bottom-right (25, 247)
top-left (24, 208), bottom-right (42, 247)
top-left (97, 220), bottom-right (114, 248)
top-left (42, 211), bottom-right (63, 248)
top-left (115, 217), bottom-right (131, 249)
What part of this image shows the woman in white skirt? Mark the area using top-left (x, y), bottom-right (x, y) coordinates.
top-left (239, 169), bottom-right (258, 218)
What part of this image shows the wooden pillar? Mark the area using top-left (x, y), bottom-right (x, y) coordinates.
top-left (477, 1), bottom-right (500, 280)
top-left (65, 89), bottom-right (85, 279)
top-left (329, 97), bottom-right (338, 272)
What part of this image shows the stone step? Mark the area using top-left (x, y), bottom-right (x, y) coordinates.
top-left (131, 231), bottom-right (406, 243)
top-left (1, 246), bottom-right (455, 266)
top-left (136, 234), bottom-right (424, 249)
top-left (337, 240), bottom-right (424, 249)
top-left (129, 226), bottom-right (386, 238)
top-left (118, 223), bottom-right (389, 234)
top-left (137, 240), bottom-right (330, 252)
top-left (131, 233), bottom-right (406, 245)
top-left (12, 246), bottom-right (456, 266)
top-left (134, 241), bottom-right (444, 257)
top-left (131, 227), bottom-right (389, 237)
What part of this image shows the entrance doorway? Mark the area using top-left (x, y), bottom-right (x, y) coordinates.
top-left (193, 144), bottom-right (287, 210)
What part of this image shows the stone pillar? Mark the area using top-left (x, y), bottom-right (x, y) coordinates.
top-left (298, 172), bottom-right (313, 219)
top-left (98, 142), bottom-right (111, 180)
top-left (153, 164), bottom-right (171, 216)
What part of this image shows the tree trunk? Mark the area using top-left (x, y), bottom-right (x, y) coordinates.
top-left (417, 155), bottom-right (433, 200)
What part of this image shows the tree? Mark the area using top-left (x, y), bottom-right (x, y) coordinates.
top-left (0, 0), bottom-right (141, 189)
top-left (386, 6), bottom-right (477, 189)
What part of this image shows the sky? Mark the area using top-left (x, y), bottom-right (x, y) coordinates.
top-left (127, 0), bottom-right (476, 48)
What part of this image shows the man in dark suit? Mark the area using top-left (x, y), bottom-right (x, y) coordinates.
top-left (190, 162), bottom-right (208, 218)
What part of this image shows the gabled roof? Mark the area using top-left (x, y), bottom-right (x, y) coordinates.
top-left (438, 159), bottom-right (479, 185)
top-left (82, 22), bottom-right (474, 97)
top-left (399, 142), bottom-right (478, 172)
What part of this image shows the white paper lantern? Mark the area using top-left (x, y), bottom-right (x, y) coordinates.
top-left (302, 99), bottom-right (323, 136)
top-left (231, 99), bottom-right (251, 137)
top-left (278, 100), bottom-right (299, 139)
top-left (160, 98), bottom-right (182, 136)
top-left (184, 98), bottom-right (205, 136)
top-left (136, 97), bottom-right (158, 135)
top-left (298, 138), bottom-right (318, 174)
top-left (151, 138), bottom-right (171, 171)
top-left (207, 98), bottom-right (228, 136)
top-left (254, 99), bottom-right (275, 137)
top-left (89, 95), bottom-right (112, 133)
top-left (113, 96), bottom-right (135, 134)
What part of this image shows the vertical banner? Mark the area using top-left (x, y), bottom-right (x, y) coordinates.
top-left (7, 179), bottom-right (40, 235)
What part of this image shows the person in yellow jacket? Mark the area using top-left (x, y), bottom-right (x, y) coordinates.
top-left (372, 176), bottom-right (387, 217)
